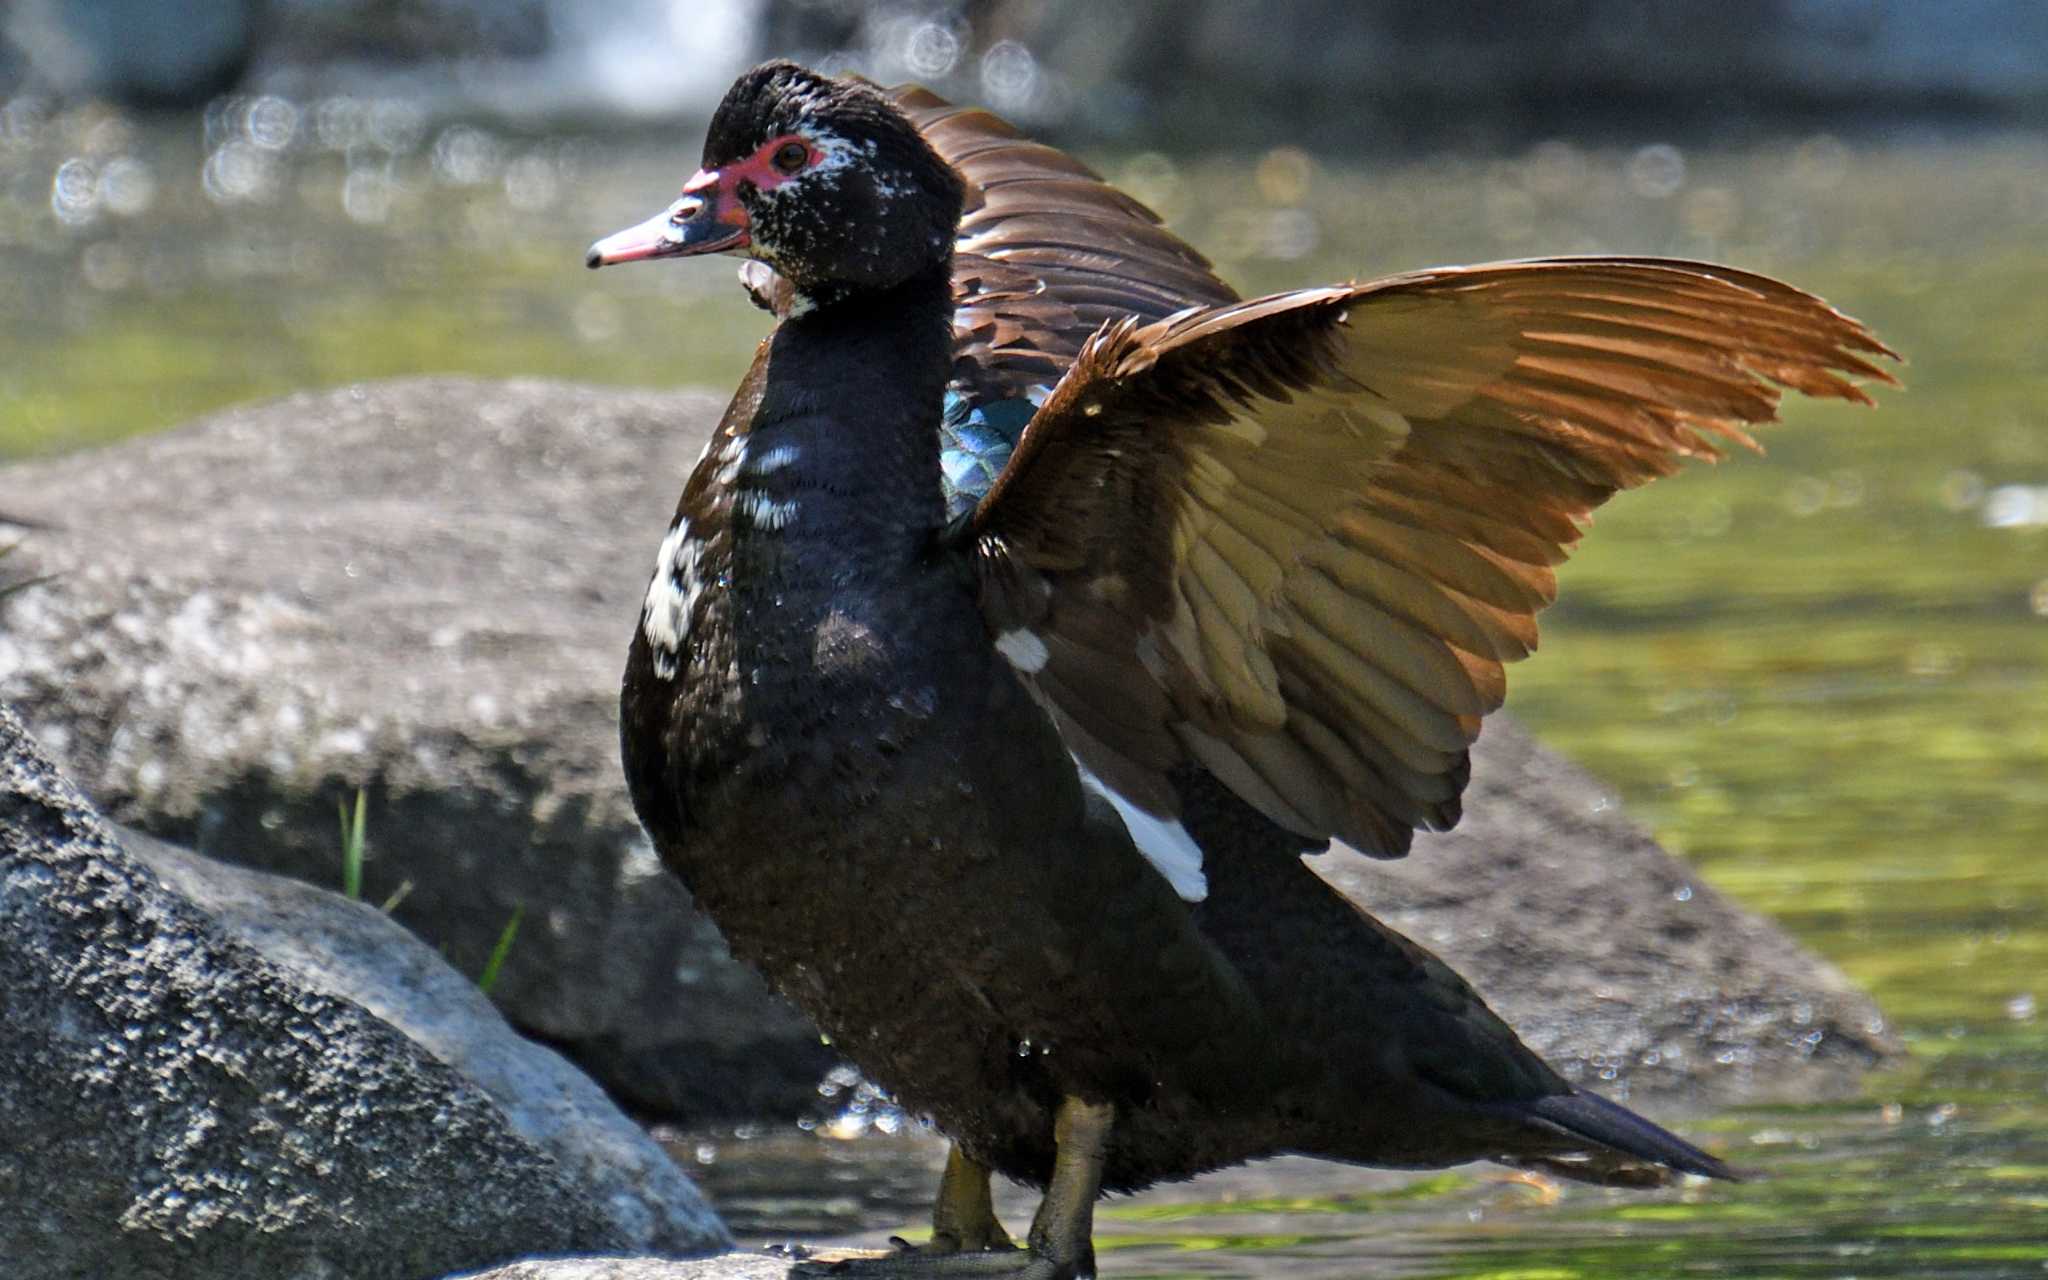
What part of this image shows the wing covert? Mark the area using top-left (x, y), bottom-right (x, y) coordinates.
top-left (970, 257), bottom-right (1898, 857)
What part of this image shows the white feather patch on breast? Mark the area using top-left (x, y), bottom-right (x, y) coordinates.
top-left (742, 441), bottom-right (802, 477)
top-left (642, 517), bottom-right (704, 680)
top-left (733, 490), bottom-right (800, 529)
top-left (1072, 755), bottom-right (1209, 902)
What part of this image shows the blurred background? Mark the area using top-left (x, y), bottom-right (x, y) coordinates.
top-left (4, 0), bottom-right (2048, 457)
top-left (4, 2), bottom-right (2047, 1277)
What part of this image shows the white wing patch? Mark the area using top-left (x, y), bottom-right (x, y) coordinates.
top-left (993, 628), bottom-right (1049, 674)
top-left (1073, 755), bottom-right (1208, 902)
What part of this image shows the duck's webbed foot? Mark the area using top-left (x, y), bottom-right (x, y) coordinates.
top-left (790, 1098), bottom-right (1112, 1280)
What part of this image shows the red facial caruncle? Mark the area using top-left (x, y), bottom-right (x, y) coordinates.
top-left (586, 133), bottom-right (822, 269)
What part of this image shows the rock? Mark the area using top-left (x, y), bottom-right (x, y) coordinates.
top-left (450, 1256), bottom-right (795, 1280)
top-left (0, 704), bottom-right (727, 1279)
top-left (0, 377), bottom-right (835, 1120)
top-left (0, 376), bottom-right (1896, 1118)
top-left (122, 822), bottom-right (728, 1253)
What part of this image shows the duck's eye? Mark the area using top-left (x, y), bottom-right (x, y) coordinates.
top-left (772, 142), bottom-right (808, 175)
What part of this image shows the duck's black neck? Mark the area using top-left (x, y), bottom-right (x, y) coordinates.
top-left (782, 261), bottom-right (955, 348)
top-left (737, 262), bottom-right (958, 548)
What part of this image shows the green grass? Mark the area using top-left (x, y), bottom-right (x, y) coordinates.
top-left (475, 905), bottom-right (524, 997)
top-left (337, 788), bottom-right (367, 901)
top-left (335, 785), bottom-right (517, 989)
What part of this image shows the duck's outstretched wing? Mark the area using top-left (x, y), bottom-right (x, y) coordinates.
top-left (893, 85), bottom-right (1240, 520)
top-left (969, 257), bottom-right (1898, 862)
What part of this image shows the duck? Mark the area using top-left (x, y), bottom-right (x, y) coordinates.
top-left (589, 60), bottom-right (1895, 1280)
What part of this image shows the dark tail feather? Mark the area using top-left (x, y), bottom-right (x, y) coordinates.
top-left (1514, 1091), bottom-right (1739, 1186)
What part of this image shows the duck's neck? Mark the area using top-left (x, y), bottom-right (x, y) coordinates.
top-left (725, 263), bottom-right (957, 558)
top-left (627, 262), bottom-right (968, 872)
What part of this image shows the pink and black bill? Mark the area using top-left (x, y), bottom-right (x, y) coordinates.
top-left (586, 167), bottom-right (749, 268)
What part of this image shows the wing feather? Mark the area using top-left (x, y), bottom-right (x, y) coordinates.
top-left (890, 88), bottom-right (1901, 863)
top-left (973, 257), bottom-right (1897, 855)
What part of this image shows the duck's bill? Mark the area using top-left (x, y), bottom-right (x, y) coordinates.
top-left (586, 170), bottom-right (750, 268)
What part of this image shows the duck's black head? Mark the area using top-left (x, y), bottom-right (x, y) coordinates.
top-left (588, 61), bottom-right (965, 307)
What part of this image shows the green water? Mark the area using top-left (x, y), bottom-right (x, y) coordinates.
top-left (4, 100), bottom-right (2045, 1275)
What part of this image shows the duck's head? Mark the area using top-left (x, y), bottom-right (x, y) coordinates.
top-left (587, 60), bottom-right (964, 306)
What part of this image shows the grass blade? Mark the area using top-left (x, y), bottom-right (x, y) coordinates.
top-left (477, 905), bottom-right (523, 995)
top-left (338, 788), bottom-right (367, 900)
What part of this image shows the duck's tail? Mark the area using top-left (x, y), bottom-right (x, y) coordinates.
top-left (1500, 1090), bottom-right (1740, 1187)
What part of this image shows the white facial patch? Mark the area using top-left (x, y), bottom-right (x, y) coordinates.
top-left (1072, 756), bottom-right (1209, 902)
top-left (642, 518), bottom-right (704, 681)
top-left (804, 126), bottom-right (877, 178)
top-left (799, 125), bottom-right (910, 201)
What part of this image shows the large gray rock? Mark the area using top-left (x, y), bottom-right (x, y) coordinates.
top-left (0, 704), bottom-right (726, 1280)
top-left (0, 377), bottom-right (833, 1120)
top-left (0, 376), bottom-right (1895, 1118)
top-left (122, 822), bottom-right (728, 1254)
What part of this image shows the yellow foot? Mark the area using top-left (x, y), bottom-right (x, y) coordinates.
top-left (790, 1099), bottom-right (1113, 1280)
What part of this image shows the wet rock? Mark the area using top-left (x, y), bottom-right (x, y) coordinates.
top-left (0, 376), bottom-right (1896, 1120)
top-left (450, 1256), bottom-right (795, 1280)
top-left (0, 704), bottom-right (728, 1279)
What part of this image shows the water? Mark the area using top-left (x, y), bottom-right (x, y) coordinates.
top-left (4, 97), bottom-right (2045, 1276)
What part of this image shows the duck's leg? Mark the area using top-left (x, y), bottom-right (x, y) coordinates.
top-left (929, 1146), bottom-right (1012, 1252)
top-left (1020, 1097), bottom-right (1112, 1277)
top-left (790, 1098), bottom-right (1112, 1279)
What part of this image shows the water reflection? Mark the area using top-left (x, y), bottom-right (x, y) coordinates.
top-left (671, 1060), bottom-right (2048, 1279)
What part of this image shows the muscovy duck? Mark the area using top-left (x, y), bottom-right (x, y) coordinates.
top-left (589, 61), bottom-right (1895, 1279)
